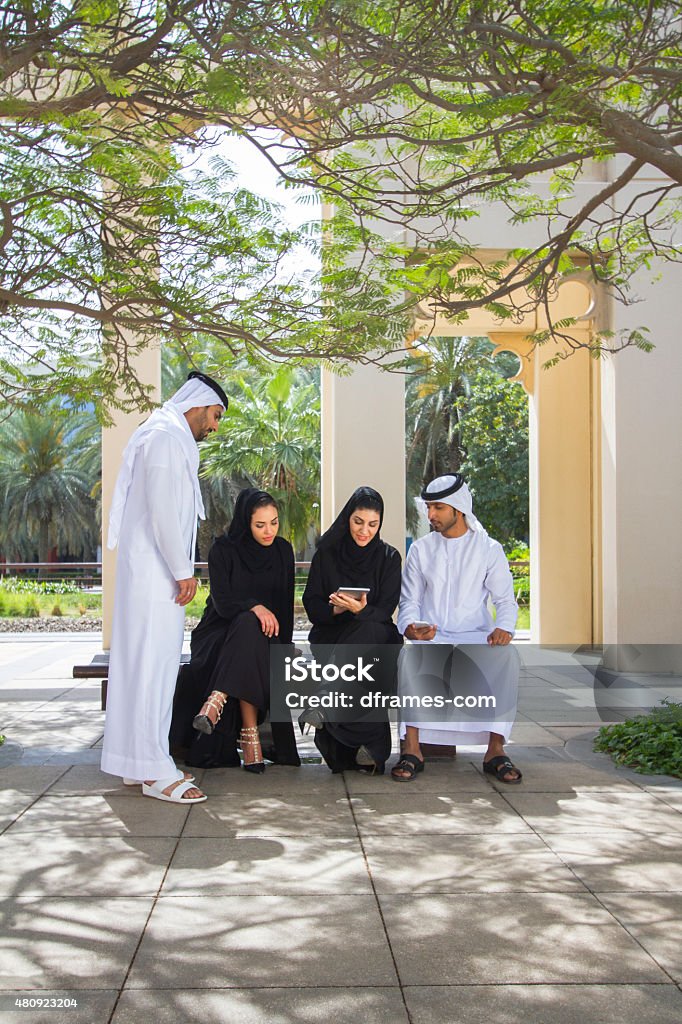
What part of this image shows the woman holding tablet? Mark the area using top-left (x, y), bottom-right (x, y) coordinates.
top-left (302, 486), bottom-right (403, 773)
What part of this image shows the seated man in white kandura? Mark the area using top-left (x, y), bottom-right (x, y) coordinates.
top-left (393, 473), bottom-right (522, 784)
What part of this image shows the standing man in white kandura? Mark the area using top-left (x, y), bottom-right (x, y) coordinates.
top-left (394, 473), bottom-right (522, 784)
top-left (101, 371), bottom-right (228, 803)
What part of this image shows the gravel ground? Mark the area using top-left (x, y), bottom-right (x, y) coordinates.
top-left (0, 616), bottom-right (104, 633)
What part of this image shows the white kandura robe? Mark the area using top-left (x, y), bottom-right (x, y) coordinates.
top-left (397, 529), bottom-right (519, 745)
top-left (101, 425), bottom-right (198, 781)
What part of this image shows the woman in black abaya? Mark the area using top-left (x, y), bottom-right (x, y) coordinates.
top-left (302, 486), bottom-right (402, 774)
top-left (170, 488), bottom-right (299, 772)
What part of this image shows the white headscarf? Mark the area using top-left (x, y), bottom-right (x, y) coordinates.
top-left (107, 379), bottom-right (225, 550)
top-left (422, 474), bottom-right (484, 533)
top-left (168, 378), bottom-right (225, 414)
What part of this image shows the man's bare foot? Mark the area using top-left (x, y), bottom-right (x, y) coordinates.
top-left (482, 750), bottom-right (522, 783)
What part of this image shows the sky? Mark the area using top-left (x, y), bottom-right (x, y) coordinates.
top-left (201, 128), bottom-right (322, 277)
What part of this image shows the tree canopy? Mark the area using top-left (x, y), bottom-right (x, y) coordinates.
top-left (1, 1), bottom-right (679, 409)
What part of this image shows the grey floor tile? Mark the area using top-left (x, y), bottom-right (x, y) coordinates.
top-left (600, 893), bottom-right (682, 983)
top-left (642, 778), bottom-right (682, 791)
top-left (404, 985), bottom-right (682, 1024)
top-left (543, 833), bottom-right (682, 891)
top-left (484, 762), bottom-right (642, 793)
top-left (113, 987), bottom-right (409, 1024)
top-left (350, 792), bottom-right (531, 836)
top-left (362, 834), bottom-right (583, 894)
top-left (41, 750), bottom-right (104, 766)
top-left (197, 764), bottom-right (345, 796)
top-left (0, 789), bottom-right (42, 833)
top-left (647, 788), bottom-right (682, 811)
top-left (0, 897), bottom-right (153, 989)
top-left (507, 723), bottom-right (566, 744)
top-left (0, 990), bottom-right (118, 1023)
top-left (5, 794), bottom-right (190, 837)
top-left (46, 766), bottom-right (186, 796)
top-left (0, 689), bottom-right (66, 705)
top-left (345, 761), bottom-right (492, 794)
top-left (503, 791), bottom-right (682, 833)
top-left (182, 793), bottom-right (357, 837)
top-left (380, 893), bottom-right (667, 984)
top-left (163, 836), bottom-right (372, 895)
top-left (0, 835), bottom-right (177, 896)
top-left (125, 895), bottom-right (397, 989)
top-left (0, 767), bottom-right (66, 792)
top-left (544, 726), bottom-right (603, 741)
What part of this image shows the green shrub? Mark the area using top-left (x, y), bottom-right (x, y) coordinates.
top-left (594, 700), bottom-right (682, 778)
top-left (6, 596), bottom-right (23, 617)
top-left (512, 575), bottom-right (531, 604)
top-left (23, 595), bottom-right (40, 618)
top-left (0, 594), bottom-right (5, 615)
top-left (0, 577), bottom-right (80, 595)
top-left (185, 585), bottom-right (208, 619)
top-left (51, 603), bottom-right (63, 616)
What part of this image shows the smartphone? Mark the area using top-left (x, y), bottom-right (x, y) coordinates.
top-left (412, 620), bottom-right (433, 629)
top-left (336, 587), bottom-right (370, 599)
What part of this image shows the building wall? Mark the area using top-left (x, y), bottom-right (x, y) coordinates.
top-left (321, 363), bottom-right (405, 558)
top-left (601, 258), bottom-right (682, 645)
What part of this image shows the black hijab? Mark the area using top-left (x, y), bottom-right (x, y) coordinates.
top-left (318, 485), bottom-right (385, 580)
top-left (223, 487), bottom-right (280, 572)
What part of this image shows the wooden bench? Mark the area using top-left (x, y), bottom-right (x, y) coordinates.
top-left (73, 653), bottom-right (190, 710)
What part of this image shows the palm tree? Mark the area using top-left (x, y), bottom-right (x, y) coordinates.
top-left (200, 366), bottom-right (320, 555)
top-left (405, 337), bottom-right (488, 529)
top-left (0, 408), bottom-right (99, 561)
top-left (405, 336), bottom-right (526, 536)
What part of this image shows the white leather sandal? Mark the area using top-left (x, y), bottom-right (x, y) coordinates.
top-left (142, 777), bottom-right (207, 803)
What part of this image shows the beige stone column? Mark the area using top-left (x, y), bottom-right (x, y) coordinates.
top-left (101, 343), bottom-right (161, 648)
top-left (601, 258), bottom-right (682, 655)
top-left (490, 329), bottom-right (598, 643)
top-left (527, 339), bottom-right (596, 645)
top-left (320, 363), bottom-right (405, 557)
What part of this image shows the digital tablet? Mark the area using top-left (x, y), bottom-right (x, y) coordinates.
top-left (336, 587), bottom-right (370, 599)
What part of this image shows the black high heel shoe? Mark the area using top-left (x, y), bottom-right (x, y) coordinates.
top-left (193, 691), bottom-right (227, 735)
top-left (298, 708), bottom-right (326, 734)
top-left (239, 726), bottom-right (265, 774)
top-left (355, 744), bottom-right (385, 775)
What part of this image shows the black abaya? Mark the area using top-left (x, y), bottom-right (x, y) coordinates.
top-left (170, 489), bottom-right (299, 767)
top-left (301, 487), bottom-right (403, 772)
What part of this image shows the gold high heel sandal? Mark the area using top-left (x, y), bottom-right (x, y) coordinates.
top-left (240, 726), bottom-right (265, 774)
top-left (193, 691), bottom-right (227, 735)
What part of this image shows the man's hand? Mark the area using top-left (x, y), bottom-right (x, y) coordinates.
top-left (329, 591), bottom-right (368, 615)
top-left (405, 623), bottom-right (437, 641)
top-left (175, 577), bottom-right (198, 606)
top-left (487, 628), bottom-right (512, 646)
top-left (251, 604), bottom-right (280, 638)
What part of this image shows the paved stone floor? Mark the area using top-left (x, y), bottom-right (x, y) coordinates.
top-left (1, 635), bottom-right (682, 1023)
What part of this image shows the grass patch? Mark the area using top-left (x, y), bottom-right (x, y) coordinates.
top-left (0, 589), bottom-right (102, 618)
top-left (594, 700), bottom-right (682, 778)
